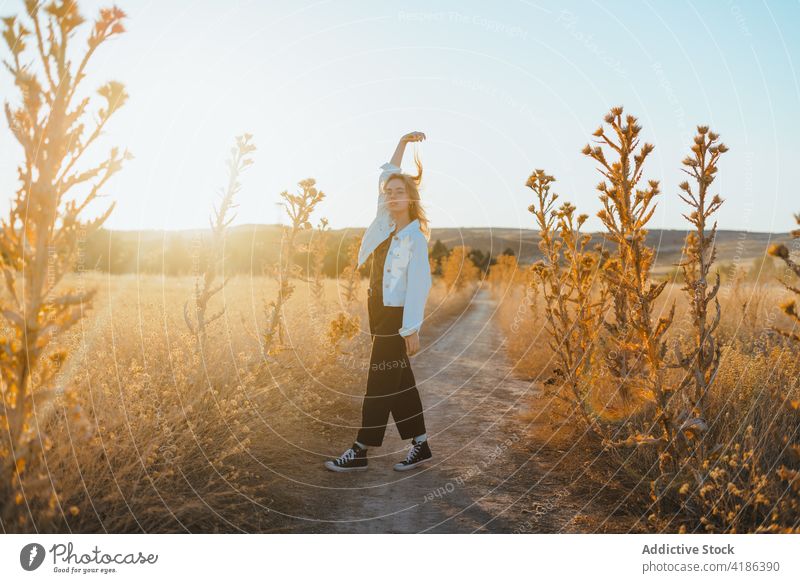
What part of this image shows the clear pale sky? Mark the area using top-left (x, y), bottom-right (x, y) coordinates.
top-left (1, 0), bottom-right (798, 233)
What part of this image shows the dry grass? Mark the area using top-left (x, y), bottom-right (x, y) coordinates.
top-left (0, 271), bottom-right (471, 532)
top-left (497, 276), bottom-right (799, 530)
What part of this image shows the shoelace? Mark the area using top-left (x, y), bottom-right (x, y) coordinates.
top-left (336, 448), bottom-right (356, 465)
top-left (405, 442), bottom-right (422, 463)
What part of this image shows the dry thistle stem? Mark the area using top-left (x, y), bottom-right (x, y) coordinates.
top-left (583, 109), bottom-right (681, 508)
top-left (584, 107), bottom-right (674, 413)
top-left (526, 169), bottom-right (607, 434)
top-left (674, 125), bottom-right (727, 420)
top-left (184, 133), bottom-right (256, 347)
top-left (326, 238), bottom-right (362, 355)
top-left (308, 217), bottom-right (331, 306)
top-left (0, 1), bottom-right (130, 530)
top-left (262, 179), bottom-right (326, 356)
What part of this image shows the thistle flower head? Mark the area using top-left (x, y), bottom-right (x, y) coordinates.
top-left (768, 244), bottom-right (789, 259)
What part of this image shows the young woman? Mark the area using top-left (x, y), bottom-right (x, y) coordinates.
top-left (325, 131), bottom-right (433, 473)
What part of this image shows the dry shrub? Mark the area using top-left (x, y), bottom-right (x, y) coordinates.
top-left (51, 327), bottom-right (266, 532)
top-left (685, 345), bottom-right (800, 532)
top-left (441, 245), bottom-right (480, 293)
top-left (494, 284), bottom-right (547, 376)
top-left (487, 253), bottom-right (523, 297)
top-left (327, 312), bottom-right (361, 351)
top-left (337, 239), bottom-right (363, 308)
top-left (326, 239), bottom-right (361, 354)
top-left (0, 2), bottom-right (131, 531)
top-left (664, 210), bottom-right (799, 532)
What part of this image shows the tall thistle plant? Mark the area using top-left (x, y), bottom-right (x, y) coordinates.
top-left (526, 170), bottom-right (608, 434)
top-left (262, 179), bottom-right (325, 356)
top-left (0, 2), bottom-right (130, 529)
top-left (184, 134), bottom-right (255, 348)
top-left (308, 217), bottom-right (330, 306)
top-left (650, 127), bottom-right (730, 528)
top-left (674, 127), bottom-right (727, 433)
top-left (582, 108), bottom-right (677, 463)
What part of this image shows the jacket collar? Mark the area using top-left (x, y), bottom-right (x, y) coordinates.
top-left (389, 218), bottom-right (420, 238)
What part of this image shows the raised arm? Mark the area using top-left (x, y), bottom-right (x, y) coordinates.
top-left (389, 131), bottom-right (426, 167)
top-left (359, 132), bottom-right (428, 268)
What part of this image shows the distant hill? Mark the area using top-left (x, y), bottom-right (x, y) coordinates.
top-left (422, 226), bottom-right (788, 271)
top-left (79, 224), bottom-right (789, 277)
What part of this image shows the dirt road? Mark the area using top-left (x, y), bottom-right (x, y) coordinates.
top-left (260, 287), bottom-right (626, 533)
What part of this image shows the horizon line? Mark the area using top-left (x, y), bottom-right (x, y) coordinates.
top-left (98, 224), bottom-right (792, 236)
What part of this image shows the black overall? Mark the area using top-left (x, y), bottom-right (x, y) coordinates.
top-left (356, 235), bottom-right (427, 447)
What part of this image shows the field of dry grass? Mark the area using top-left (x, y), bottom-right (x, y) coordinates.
top-left (0, 272), bottom-right (474, 532)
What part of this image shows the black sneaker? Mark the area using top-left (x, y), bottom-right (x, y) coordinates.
top-left (393, 438), bottom-right (432, 471)
top-left (324, 443), bottom-right (368, 472)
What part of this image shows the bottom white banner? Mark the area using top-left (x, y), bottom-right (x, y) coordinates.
top-left (1, 534), bottom-right (798, 582)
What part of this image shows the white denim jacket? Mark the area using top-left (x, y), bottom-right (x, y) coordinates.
top-left (357, 162), bottom-right (432, 337)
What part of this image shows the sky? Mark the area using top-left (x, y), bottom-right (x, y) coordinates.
top-left (1, 0), bottom-right (799, 234)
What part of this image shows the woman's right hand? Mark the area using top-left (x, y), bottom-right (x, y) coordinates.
top-left (391, 132), bottom-right (426, 166)
top-left (401, 131), bottom-right (426, 144)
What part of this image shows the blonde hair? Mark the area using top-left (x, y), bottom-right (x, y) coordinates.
top-left (385, 150), bottom-right (431, 240)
